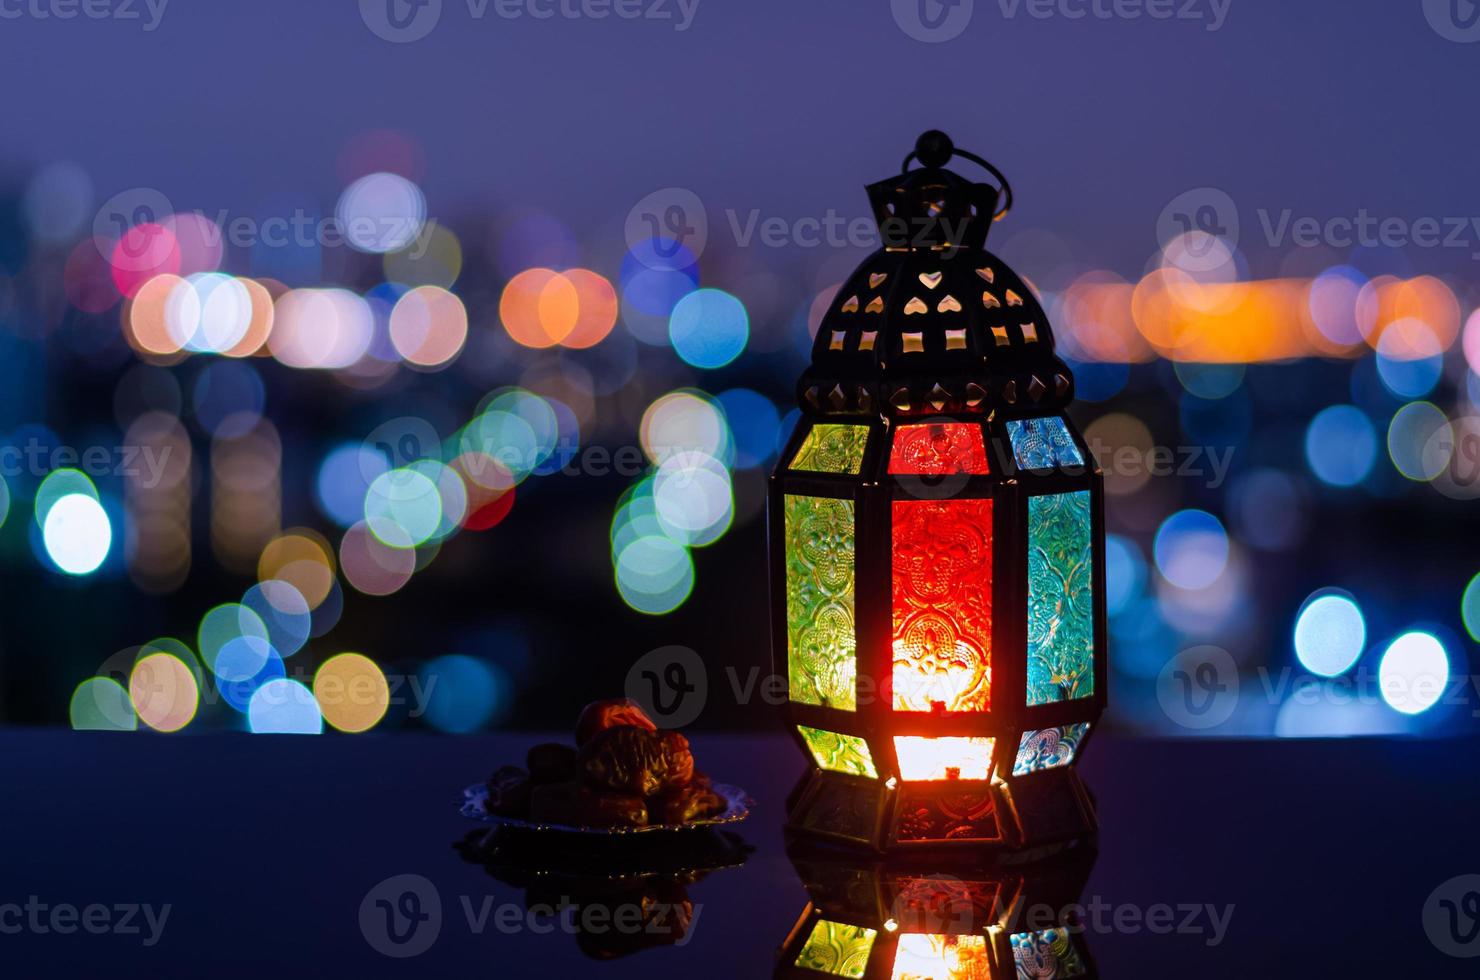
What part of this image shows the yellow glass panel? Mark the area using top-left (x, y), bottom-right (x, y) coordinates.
top-left (799, 725), bottom-right (877, 779)
top-left (785, 494), bottom-right (857, 710)
top-left (791, 424), bottom-right (869, 474)
top-left (794, 920), bottom-right (877, 977)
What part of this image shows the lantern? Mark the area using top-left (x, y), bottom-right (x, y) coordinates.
top-left (776, 843), bottom-right (1098, 979)
top-left (770, 132), bottom-right (1106, 853)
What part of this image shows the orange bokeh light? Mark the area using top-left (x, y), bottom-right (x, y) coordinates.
top-left (126, 274), bottom-right (187, 356)
top-left (559, 268), bottom-right (618, 349)
top-left (500, 268), bottom-right (574, 348)
top-left (1357, 275), bottom-right (1460, 359)
top-left (222, 277), bottom-right (276, 358)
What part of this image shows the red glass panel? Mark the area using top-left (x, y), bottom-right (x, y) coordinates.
top-left (888, 423), bottom-right (990, 476)
top-left (891, 499), bottom-right (993, 712)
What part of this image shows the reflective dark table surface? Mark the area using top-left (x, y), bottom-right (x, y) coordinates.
top-left (5, 731), bottom-right (1479, 977)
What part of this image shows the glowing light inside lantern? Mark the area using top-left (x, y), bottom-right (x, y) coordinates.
top-left (893, 736), bottom-right (995, 781)
top-left (890, 934), bottom-right (991, 980)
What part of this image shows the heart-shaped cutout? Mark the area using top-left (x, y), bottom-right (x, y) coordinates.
top-left (865, 296), bottom-right (884, 314)
top-left (975, 267), bottom-right (995, 283)
top-left (869, 273), bottom-right (888, 289)
top-left (982, 292), bottom-right (1001, 309)
top-left (840, 295), bottom-right (859, 313)
top-left (904, 297), bottom-right (929, 315)
top-left (918, 271), bottom-right (942, 290)
top-left (937, 295), bottom-right (962, 314)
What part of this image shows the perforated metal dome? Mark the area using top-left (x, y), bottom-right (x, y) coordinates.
top-left (798, 132), bottom-right (1075, 420)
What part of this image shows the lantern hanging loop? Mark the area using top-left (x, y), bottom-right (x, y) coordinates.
top-left (900, 130), bottom-right (1014, 221)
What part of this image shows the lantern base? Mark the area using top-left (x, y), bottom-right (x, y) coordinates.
top-left (784, 767), bottom-right (1097, 856)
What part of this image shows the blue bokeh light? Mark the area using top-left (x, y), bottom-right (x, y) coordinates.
top-left (1305, 405), bottom-right (1377, 487)
top-left (1153, 510), bottom-right (1229, 591)
top-left (716, 388), bottom-right (780, 469)
top-left (316, 442), bottom-right (388, 528)
top-left (219, 646), bottom-right (286, 713)
top-left (1293, 592), bottom-right (1366, 677)
top-left (1104, 534), bottom-right (1146, 616)
top-left (419, 654), bottom-right (506, 733)
top-left (247, 678), bottom-right (323, 734)
top-left (668, 288), bottom-right (749, 369)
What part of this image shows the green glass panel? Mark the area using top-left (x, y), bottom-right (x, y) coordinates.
top-left (785, 494), bottom-right (857, 709)
top-left (791, 424), bottom-right (869, 474)
top-left (795, 919), bottom-right (877, 978)
top-left (1026, 491), bottom-right (1094, 705)
top-left (798, 725), bottom-right (877, 779)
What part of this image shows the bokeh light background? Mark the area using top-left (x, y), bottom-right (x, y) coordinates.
top-left (1, 2), bottom-right (1478, 739)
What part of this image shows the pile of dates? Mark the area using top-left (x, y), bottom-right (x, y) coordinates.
top-left (485, 698), bottom-right (727, 828)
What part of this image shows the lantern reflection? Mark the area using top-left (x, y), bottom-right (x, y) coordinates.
top-left (777, 842), bottom-right (1097, 979)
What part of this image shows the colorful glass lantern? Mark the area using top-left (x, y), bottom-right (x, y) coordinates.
top-left (776, 843), bottom-right (1098, 978)
top-left (770, 132), bottom-right (1106, 853)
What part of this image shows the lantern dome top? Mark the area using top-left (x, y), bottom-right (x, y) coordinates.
top-left (798, 132), bottom-right (1074, 420)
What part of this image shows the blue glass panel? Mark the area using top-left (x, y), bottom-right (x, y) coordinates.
top-left (1008, 417), bottom-right (1084, 471)
top-left (1010, 928), bottom-right (1087, 978)
top-left (1013, 722), bottom-right (1091, 776)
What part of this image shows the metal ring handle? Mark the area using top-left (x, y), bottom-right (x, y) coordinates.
top-left (901, 142), bottom-right (1013, 221)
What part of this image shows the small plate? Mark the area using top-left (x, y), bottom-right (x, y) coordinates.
top-left (460, 782), bottom-right (752, 836)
